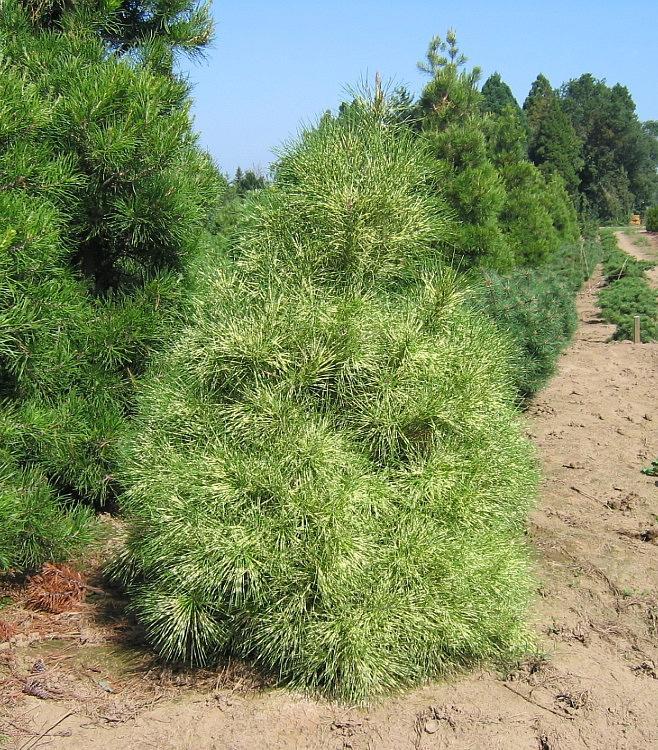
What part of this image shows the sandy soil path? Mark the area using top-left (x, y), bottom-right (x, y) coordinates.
top-left (3, 234), bottom-right (658, 750)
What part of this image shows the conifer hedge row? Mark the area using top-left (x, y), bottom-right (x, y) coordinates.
top-left (478, 240), bottom-right (601, 400)
top-left (598, 232), bottom-right (658, 342)
top-left (417, 32), bottom-right (580, 272)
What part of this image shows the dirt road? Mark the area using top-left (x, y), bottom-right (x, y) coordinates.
top-left (3, 232), bottom-right (658, 750)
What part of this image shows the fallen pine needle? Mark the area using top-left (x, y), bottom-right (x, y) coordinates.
top-left (20, 710), bottom-right (75, 750)
top-left (502, 683), bottom-right (575, 721)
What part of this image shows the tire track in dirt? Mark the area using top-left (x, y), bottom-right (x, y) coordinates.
top-left (4, 236), bottom-right (658, 749)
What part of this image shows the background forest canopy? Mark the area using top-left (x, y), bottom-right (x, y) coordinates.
top-left (232, 30), bottom-right (658, 228)
top-left (1, 0), bottom-right (657, 702)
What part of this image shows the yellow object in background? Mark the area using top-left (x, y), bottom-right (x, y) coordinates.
top-left (630, 213), bottom-right (641, 226)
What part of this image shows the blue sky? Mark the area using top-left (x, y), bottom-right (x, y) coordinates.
top-left (180, 1), bottom-right (658, 178)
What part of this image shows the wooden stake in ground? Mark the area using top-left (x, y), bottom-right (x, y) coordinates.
top-left (634, 315), bottom-right (641, 344)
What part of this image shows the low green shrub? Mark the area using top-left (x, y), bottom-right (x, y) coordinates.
top-left (478, 241), bottom-right (601, 399)
top-left (113, 101), bottom-right (537, 702)
top-left (599, 277), bottom-right (658, 341)
top-left (477, 271), bottom-right (575, 399)
top-left (646, 206), bottom-right (658, 232)
top-left (642, 459), bottom-right (658, 476)
top-left (548, 240), bottom-right (602, 290)
top-left (598, 232), bottom-right (658, 342)
top-left (601, 233), bottom-right (654, 281)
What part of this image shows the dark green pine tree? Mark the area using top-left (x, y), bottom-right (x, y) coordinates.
top-left (476, 72), bottom-right (579, 265)
top-left (524, 74), bottom-right (583, 199)
top-left (523, 74), bottom-right (552, 131)
top-left (233, 168), bottom-right (266, 196)
top-left (19, 0), bottom-right (213, 67)
top-left (643, 121), bottom-right (658, 206)
top-left (483, 103), bottom-right (528, 167)
top-left (0, 0), bottom-right (221, 571)
top-left (418, 31), bottom-right (513, 270)
top-left (560, 74), bottom-right (658, 219)
top-left (481, 72), bottom-right (524, 119)
top-left (480, 73), bottom-right (528, 169)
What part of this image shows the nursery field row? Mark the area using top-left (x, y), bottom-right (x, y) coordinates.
top-left (1, 2), bottom-right (657, 747)
top-left (2, 231), bottom-right (657, 749)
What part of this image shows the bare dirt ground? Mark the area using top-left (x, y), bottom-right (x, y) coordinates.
top-left (2, 232), bottom-right (657, 750)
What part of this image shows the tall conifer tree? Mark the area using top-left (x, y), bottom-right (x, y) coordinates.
top-left (418, 31), bottom-right (512, 269)
top-left (481, 72), bottom-right (524, 119)
top-left (560, 74), bottom-right (658, 219)
top-left (524, 74), bottom-right (583, 199)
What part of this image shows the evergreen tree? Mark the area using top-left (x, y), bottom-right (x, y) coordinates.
top-left (523, 74), bottom-right (553, 131)
top-left (543, 173), bottom-right (580, 244)
top-left (417, 30), bottom-right (482, 125)
top-left (418, 32), bottom-right (513, 270)
top-left (484, 103), bottom-right (529, 168)
top-left (643, 121), bottom-right (658, 205)
top-left (473, 71), bottom-right (579, 266)
top-left (388, 85), bottom-right (417, 126)
top-left (18, 0), bottom-right (213, 65)
top-left (560, 74), bottom-right (657, 220)
top-left (233, 168), bottom-right (266, 196)
top-left (524, 74), bottom-right (583, 198)
top-left (417, 35), bottom-right (573, 270)
top-left (113, 99), bottom-right (537, 701)
top-left (0, 0), bottom-right (219, 570)
top-left (499, 162), bottom-right (562, 265)
top-left (481, 74), bottom-right (529, 166)
top-left (481, 72), bottom-right (523, 119)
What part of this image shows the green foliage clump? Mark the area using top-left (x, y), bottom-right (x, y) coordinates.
top-left (413, 36), bottom-right (580, 271)
top-left (646, 206), bottom-right (658, 232)
top-left (0, 449), bottom-right (94, 572)
top-left (499, 162), bottom-right (561, 266)
top-left (560, 75), bottom-right (658, 221)
top-left (417, 33), bottom-right (513, 270)
top-left (481, 73), bottom-right (525, 121)
top-left (113, 102), bottom-right (538, 702)
top-left (599, 279), bottom-right (658, 342)
top-left (543, 174), bottom-right (580, 245)
top-left (641, 459), bottom-right (658, 476)
top-left (481, 74), bottom-right (529, 169)
top-left (549, 239), bottom-right (603, 290)
top-left (524, 74), bottom-right (583, 198)
top-left (598, 233), bottom-right (658, 342)
top-left (478, 241), bottom-right (600, 399)
top-left (17, 0), bottom-right (213, 66)
top-left (484, 102), bottom-right (529, 169)
top-left (0, 1), bottom-right (219, 571)
top-left (601, 234), bottom-right (654, 281)
top-left (497, 162), bottom-right (579, 267)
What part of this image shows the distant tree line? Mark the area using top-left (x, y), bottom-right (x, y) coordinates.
top-left (386, 35), bottom-right (657, 228)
